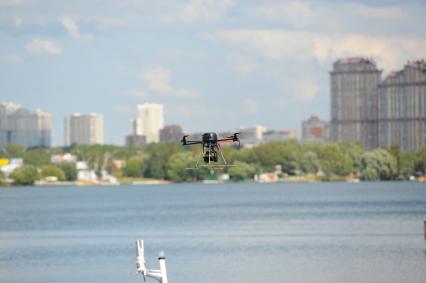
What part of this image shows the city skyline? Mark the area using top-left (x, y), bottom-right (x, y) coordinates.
top-left (1, 1), bottom-right (425, 145)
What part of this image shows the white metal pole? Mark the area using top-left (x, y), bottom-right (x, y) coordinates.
top-left (424, 220), bottom-right (426, 241)
top-left (158, 251), bottom-right (168, 283)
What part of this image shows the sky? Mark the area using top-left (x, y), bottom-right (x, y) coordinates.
top-left (1, 0), bottom-right (425, 145)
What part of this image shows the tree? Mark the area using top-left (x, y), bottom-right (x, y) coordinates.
top-left (360, 149), bottom-right (397, 181)
top-left (1, 144), bottom-right (24, 158)
top-left (122, 157), bottom-right (145, 178)
top-left (399, 151), bottom-right (416, 179)
top-left (143, 143), bottom-right (183, 179)
top-left (56, 163), bottom-right (78, 181)
top-left (228, 161), bottom-right (257, 181)
top-left (167, 151), bottom-right (201, 182)
top-left (0, 170), bottom-right (4, 183)
top-left (300, 151), bottom-right (320, 174)
top-left (10, 165), bottom-right (39, 185)
top-left (41, 165), bottom-right (65, 181)
top-left (317, 144), bottom-right (352, 176)
top-left (415, 146), bottom-right (426, 176)
top-left (23, 149), bottom-right (50, 166)
top-left (251, 141), bottom-right (301, 174)
top-left (338, 142), bottom-right (365, 173)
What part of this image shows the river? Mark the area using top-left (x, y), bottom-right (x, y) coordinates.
top-left (0, 182), bottom-right (425, 283)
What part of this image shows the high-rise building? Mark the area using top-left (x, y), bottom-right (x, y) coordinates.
top-left (160, 124), bottom-right (183, 143)
top-left (302, 115), bottom-right (330, 143)
top-left (0, 102), bottom-right (51, 149)
top-left (136, 103), bottom-right (164, 144)
top-left (125, 134), bottom-right (146, 148)
top-left (330, 57), bottom-right (382, 148)
top-left (239, 125), bottom-right (266, 146)
top-left (262, 130), bottom-right (297, 143)
top-left (378, 60), bottom-right (426, 151)
top-left (64, 113), bottom-right (103, 146)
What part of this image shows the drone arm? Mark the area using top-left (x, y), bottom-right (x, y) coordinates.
top-left (183, 140), bottom-right (203, 145)
top-left (217, 138), bottom-right (235, 143)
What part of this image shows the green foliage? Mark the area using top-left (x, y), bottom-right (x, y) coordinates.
top-left (360, 149), bottom-right (397, 181)
top-left (0, 170), bottom-right (4, 182)
top-left (252, 141), bottom-right (300, 173)
top-left (1, 144), bottom-right (25, 158)
top-left (123, 157), bottom-right (145, 177)
top-left (415, 146), bottom-right (426, 176)
top-left (300, 151), bottom-right (320, 174)
top-left (317, 144), bottom-right (352, 176)
top-left (41, 165), bottom-right (66, 181)
top-left (56, 163), bottom-right (77, 181)
top-left (4, 142), bottom-right (425, 183)
top-left (167, 151), bottom-right (202, 182)
top-left (10, 165), bottom-right (39, 185)
top-left (228, 161), bottom-right (257, 181)
top-left (143, 143), bottom-right (183, 179)
top-left (399, 152), bottom-right (416, 179)
top-left (338, 142), bottom-right (365, 173)
top-left (23, 149), bottom-right (50, 166)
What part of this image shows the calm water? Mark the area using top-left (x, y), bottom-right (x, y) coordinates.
top-left (0, 182), bottom-right (426, 283)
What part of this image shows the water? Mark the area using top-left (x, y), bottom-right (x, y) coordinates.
top-left (0, 182), bottom-right (425, 283)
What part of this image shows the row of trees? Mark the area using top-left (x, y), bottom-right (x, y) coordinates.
top-left (1, 141), bottom-right (426, 184)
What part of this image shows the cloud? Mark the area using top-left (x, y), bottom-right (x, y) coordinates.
top-left (348, 3), bottom-right (406, 19)
top-left (0, 0), bottom-right (25, 6)
top-left (138, 66), bottom-right (199, 99)
top-left (113, 105), bottom-right (132, 113)
top-left (227, 53), bottom-right (257, 75)
top-left (127, 89), bottom-right (149, 101)
top-left (296, 82), bottom-right (320, 103)
top-left (243, 98), bottom-right (259, 114)
top-left (26, 38), bottom-right (63, 56)
top-left (61, 15), bottom-right (94, 42)
top-left (3, 53), bottom-right (22, 63)
top-left (245, 1), bottom-right (314, 27)
top-left (245, 1), bottom-right (409, 29)
top-left (175, 88), bottom-right (198, 99)
top-left (207, 29), bottom-right (426, 71)
top-left (141, 66), bottom-right (172, 93)
top-left (161, 0), bottom-right (235, 23)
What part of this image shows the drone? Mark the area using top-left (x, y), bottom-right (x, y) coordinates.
top-left (181, 132), bottom-right (240, 172)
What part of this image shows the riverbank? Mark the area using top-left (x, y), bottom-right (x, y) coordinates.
top-left (1, 175), bottom-right (424, 188)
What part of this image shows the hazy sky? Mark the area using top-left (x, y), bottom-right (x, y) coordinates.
top-left (1, 0), bottom-right (425, 145)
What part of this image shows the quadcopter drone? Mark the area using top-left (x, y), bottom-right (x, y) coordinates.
top-left (181, 132), bottom-right (240, 171)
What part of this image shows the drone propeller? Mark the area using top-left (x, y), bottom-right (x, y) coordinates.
top-left (223, 132), bottom-right (240, 147)
top-left (181, 135), bottom-right (189, 145)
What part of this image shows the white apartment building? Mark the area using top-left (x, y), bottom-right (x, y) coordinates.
top-left (239, 125), bottom-right (266, 146)
top-left (64, 113), bottom-right (104, 146)
top-left (136, 103), bottom-right (164, 144)
top-left (0, 102), bottom-right (51, 149)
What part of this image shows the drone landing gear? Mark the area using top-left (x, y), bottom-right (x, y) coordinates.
top-left (186, 144), bottom-right (236, 174)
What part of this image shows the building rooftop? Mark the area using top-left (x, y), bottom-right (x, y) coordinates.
top-left (335, 57), bottom-right (376, 66)
top-left (406, 59), bottom-right (426, 70)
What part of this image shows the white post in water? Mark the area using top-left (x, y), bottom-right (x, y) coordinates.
top-left (136, 240), bottom-right (168, 283)
top-left (158, 251), bottom-right (168, 283)
top-left (424, 220), bottom-right (426, 241)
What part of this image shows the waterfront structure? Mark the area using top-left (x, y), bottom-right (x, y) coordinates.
top-left (330, 57), bottom-right (382, 148)
top-left (262, 130), bottom-right (297, 143)
top-left (0, 102), bottom-right (51, 149)
top-left (160, 124), bottom-right (183, 143)
top-left (378, 60), bottom-right (426, 151)
top-left (136, 103), bottom-right (164, 144)
top-left (64, 113), bottom-right (103, 146)
top-left (302, 115), bottom-right (330, 143)
top-left (239, 125), bottom-right (266, 146)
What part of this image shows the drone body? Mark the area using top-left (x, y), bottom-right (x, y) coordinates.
top-left (181, 132), bottom-right (240, 171)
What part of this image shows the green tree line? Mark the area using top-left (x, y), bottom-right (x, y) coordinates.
top-left (1, 141), bottom-right (426, 184)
